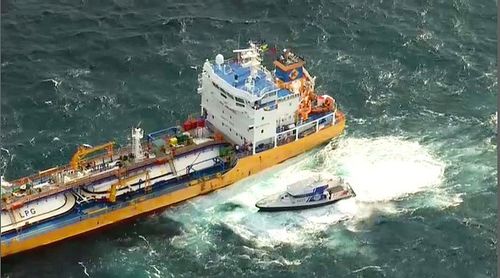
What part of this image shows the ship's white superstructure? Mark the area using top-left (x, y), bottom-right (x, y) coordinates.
top-left (199, 42), bottom-right (336, 154)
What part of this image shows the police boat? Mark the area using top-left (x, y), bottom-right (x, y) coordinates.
top-left (256, 175), bottom-right (355, 212)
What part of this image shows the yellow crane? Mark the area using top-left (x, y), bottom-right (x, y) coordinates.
top-left (70, 142), bottom-right (115, 171)
top-left (108, 170), bottom-right (148, 202)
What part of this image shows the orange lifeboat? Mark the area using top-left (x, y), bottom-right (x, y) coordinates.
top-left (311, 95), bottom-right (335, 114)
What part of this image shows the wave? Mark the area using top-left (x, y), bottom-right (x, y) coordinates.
top-left (165, 136), bottom-right (454, 251)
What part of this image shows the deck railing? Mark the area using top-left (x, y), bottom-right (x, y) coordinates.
top-left (255, 111), bottom-right (337, 154)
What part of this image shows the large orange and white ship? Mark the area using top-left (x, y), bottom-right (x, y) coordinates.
top-left (0, 42), bottom-right (346, 257)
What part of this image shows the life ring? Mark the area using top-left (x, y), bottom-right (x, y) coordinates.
top-left (289, 69), bottom-right (299, 80)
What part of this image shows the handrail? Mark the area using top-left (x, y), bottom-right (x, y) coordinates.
top-left (276, 112), bottom-right (335, 137)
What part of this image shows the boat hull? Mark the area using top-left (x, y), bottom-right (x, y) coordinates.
top-left (256, 198), bottom-right (347, 212)
top-left (1, 115), bottom-right (345, 257)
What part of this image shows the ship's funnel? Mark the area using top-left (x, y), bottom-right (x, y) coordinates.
top-left (274, 49), bottom-right (305, 83)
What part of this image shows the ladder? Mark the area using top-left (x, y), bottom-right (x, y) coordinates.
top-left (144, 170), bottom-right (152, 193)
top-left (166, 148), bottom-right (178, 178)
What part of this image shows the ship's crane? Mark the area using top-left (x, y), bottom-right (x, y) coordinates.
top-left (70, 142), bottom-right (115, 171)
top-left (108, 169), bottom-right (150, 202)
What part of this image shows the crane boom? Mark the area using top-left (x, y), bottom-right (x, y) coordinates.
top-left (70, 142), bottom-right (115, 170)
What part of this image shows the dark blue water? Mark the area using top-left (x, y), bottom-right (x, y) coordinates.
top-left (1, 0), bottom-right (497, 277)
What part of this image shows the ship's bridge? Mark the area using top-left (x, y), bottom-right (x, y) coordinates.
top-left (211, 60), bottom-right (292, 99)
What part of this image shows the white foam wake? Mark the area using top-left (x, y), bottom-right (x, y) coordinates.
top-left (166, 136), bottom-right (452, 249)
top-left (323, 136), bottom-right (445, 202)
